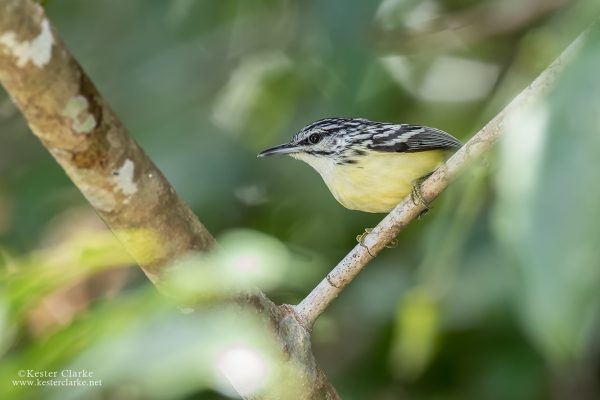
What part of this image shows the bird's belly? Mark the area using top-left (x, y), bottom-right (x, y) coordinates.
top-left (324, 150), bottom-right (446, 213)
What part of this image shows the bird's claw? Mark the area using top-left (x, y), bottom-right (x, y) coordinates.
top-left (356, 228), bottom-right (374, 257)
top-left (411, 178), bottom-right (431, 219)
top-left (356, 228), bottom-right (399, 253)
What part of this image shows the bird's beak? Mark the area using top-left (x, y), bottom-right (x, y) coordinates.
top-left (257, 143), bottom-right (301, 158)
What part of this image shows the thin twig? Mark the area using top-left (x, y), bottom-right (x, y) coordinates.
top-left (294, 29), bottom-right (588, 330)
top-left (373, 0), bottom-right (572, 54)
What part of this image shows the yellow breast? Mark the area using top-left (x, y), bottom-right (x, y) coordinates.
top-left (323, 150), bottom-right (446, 213)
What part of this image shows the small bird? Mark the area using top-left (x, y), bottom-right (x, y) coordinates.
top-left (258, 118), bottom-right (461, 214)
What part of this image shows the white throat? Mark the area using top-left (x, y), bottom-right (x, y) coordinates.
top-left (291, 153), bottom-right (335, 182)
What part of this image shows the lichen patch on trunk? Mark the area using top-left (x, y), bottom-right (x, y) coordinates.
top-left (0, 19), bottom-right (54, 68)
top-left (112, 159), bottom-right (138, 203)
top-left (62, 95), bottom-right (97, 134)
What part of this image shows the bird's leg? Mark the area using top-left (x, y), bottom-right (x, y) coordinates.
top-left (357, 228), bottom-right (398, 252)
top-left (356, 228), bottom-right (374, 257)
top-left (411, 172), bottom-right (433, 218)
top-left (356, 228), bottom-right (372, 244)
top-left (410, 185), bottom-right (429, 213)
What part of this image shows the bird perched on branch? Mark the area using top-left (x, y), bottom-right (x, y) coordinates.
top-left (258, 117), bottom-right (461, 214)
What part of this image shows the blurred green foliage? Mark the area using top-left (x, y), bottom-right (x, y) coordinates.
top-left (1, 0), bottom-right (600, 399)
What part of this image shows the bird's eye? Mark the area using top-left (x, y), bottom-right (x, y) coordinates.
top-left (308, 133), bottom-right (321, 144)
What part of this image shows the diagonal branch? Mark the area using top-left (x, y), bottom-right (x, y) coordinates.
top-left (0, 1), bottom-right (338, 398)
top-left (293, 28), bottom-right (588, 330)
top-left (0, 0), bottom-right (215, 286)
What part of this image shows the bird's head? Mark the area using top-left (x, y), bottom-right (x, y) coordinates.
top-left (258, 118), bottom-right (373, 169)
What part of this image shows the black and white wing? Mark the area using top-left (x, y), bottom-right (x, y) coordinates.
top-left (367, 124), bottom-right (461, 153)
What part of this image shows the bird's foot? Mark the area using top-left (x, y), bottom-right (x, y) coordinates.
top-left (411, 174), bottom-right (432, 219)
top-left (356, 228), bottom-right (374, 257)
top-left (386, 237), bottom-right (399, 248)
top-left (356, 228), bottom-right (372, 244)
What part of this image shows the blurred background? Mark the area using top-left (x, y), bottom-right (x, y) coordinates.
top-left (1, 0), bottom-right (600, 399)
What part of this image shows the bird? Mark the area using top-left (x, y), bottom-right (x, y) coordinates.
top-left (258, 117), bottom-right (461, 214)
